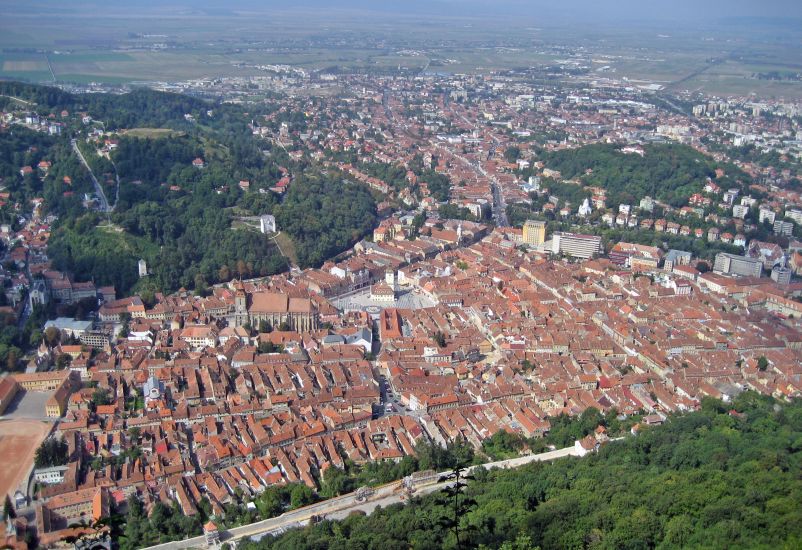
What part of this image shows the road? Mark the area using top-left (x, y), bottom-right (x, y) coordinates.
top-left (71, 138), bottom-right (111, 212)
top-left (0, 94), bottom-right (36, 106)
top-left (434, 142), bottom-right (509, 227)
top-left (141, 444), bottom-right (583, 550)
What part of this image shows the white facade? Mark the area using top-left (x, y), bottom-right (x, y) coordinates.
top-left (260, 215), bottom-right (277, 234)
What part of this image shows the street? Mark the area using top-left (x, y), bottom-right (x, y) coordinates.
top-left (140, 442), bottom-right (585, 550)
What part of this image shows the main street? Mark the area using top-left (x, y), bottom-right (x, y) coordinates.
top-left (142, 443), bottom-right (584, 550)
top-left (433, 142), bottom-right (509, 228)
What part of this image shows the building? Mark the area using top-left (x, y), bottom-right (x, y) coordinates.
top-left (143, 376), bottom-right (165, 405)
top-left (232, 286), bottom-right (317, 332)
top-left (746, 241), bottom-right (785, 270)
top-left (732, 204), bottom-right (749, 219)
top-left (178, 325), bottom-right (219, 349)
top-left (11, 370), bottom-right (74, 392)
top-left (370, 282), bottom-right (396, 303)
top-left (713, 253), bottom-right (762, 278)
top-left (260, 215), bottom-right (277, 234)
top-left (551, 232), bottom-right (603, 260)
top-left (45, 377), bottom-right (74, 418)
top-left (33, 466), bottom-right (69, 486)
top-left (773, 220), bottom-right (794, 237)
top-left (522, 220), bottom-right (546, 247)
top-left (37, 487), bottom-right (109, 530)
top-left (608, 242), bottom-right (663, 270)
top-left (79, 330), bottom-right (111, 350)
top-left (758, 208), bottom-right (776, 225)
top-left (43, 318), bottom-right (93, 340)
top-left (0, 377), bottom-right (20, 415)
top-left (203, 521), bottom-right (220, 546)
top-left (663, 250), bottom-right (692, 272)
top-left (771, 266), bottom-right (792, 285)
top-left (785, 209), bottom-right (802, 225)
top-left (138, 259), bottom-right (148, 278)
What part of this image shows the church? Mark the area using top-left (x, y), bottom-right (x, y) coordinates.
top-left (230, 284), bottom-right (318, 332)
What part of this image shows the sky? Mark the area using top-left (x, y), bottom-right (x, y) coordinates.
top-left (9, 0), bottom-right (802, 29)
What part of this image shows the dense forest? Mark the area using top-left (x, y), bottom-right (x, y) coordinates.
top-left (239, 392), bottom-right (802, 550)
top-left (0, 126), bottom-right (94, 220)
top-left (48, 133), bottom-right (289, 294)
top-left (1, 82), bottom-right (379, 294)
top-left (49, 132), bottom-right (376, 292)
top-left (357, 158), bottom-right (452, 203)
top-left (534, 143), bottom-right (745, 208)
top-left (0, 81), bottom-right (212, 130)
top-left (275, 174), bottom-right (377, 268)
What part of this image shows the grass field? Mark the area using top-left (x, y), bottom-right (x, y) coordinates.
top-left (96, 222), bottom-right (160, 258)
top-left (122, 128), bottom-right (185, 138)
top-left (273, 231), bottom-right (298, 267)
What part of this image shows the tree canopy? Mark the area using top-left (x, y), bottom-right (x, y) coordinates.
top-left (239, 392), bottom-right (802, 550)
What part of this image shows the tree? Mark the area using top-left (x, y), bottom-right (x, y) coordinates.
top-left (3, 495), bottom-right (15, 520)
top-left (120, 312), bottom-right (132, 337)
top-left (55, 353), bottom-right (72, 370)
top-left (504, 146), bottom-right (521, 163)
top-left (43, 326), bottom-right (60, 347)
top-left (235, 392), bottom-right (802, 550)
top-left (92, 388), bottom-right (112, 407)
top-left (28, 329), bottom-right (43, 348)
top-left (433, 330), bottom-right (447, 348)
top-left (757, 356), bottom-right (769, 371)
top-left (289, 483), bottom-right (316, 509)
top-left (320, 466), bottom-right (355, 498)
top-left (436, 466), bottom-right (477, 549)
top-left (34, 437), bottom-right (69, 468)
top-left (5, 348), bottom-right (18, 371)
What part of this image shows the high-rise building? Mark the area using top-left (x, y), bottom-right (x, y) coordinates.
top-left (713, 253), bottom-right (762, 278)
top-left (522, 220), bottom-right (546, 246)
top-left (771, 266), bottom-right (792, 285)
top-left (551, 232), bottom-right (603, 260)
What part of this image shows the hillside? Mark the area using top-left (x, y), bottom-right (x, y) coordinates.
top-left (537, 143), bottom-right (746, 208)
top-left (240, 392), bottom-right (802, 550)
top-left (0, 82), bottom-right (378, 294)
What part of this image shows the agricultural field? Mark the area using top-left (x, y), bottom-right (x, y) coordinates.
top-left (0, 2), bottom-right (800, 99)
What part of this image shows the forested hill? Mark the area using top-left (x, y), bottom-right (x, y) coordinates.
top-left (240, 392), bottom-right (802, 550)
top-left (537, 143), bottom-right (747, 208)
top-left (1, 81), bottom-right (378, 295)
top-left (0, 81), bottom-right (212, 129)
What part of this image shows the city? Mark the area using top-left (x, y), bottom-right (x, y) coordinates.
top-left (0, 1), bottom-right (801, 549)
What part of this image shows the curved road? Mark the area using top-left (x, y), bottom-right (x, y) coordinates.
top-left (142, 444), bottom-right (582, 549)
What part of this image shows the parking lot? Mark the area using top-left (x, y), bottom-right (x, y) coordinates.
top-left (1, 390), bottom-right (52, 420)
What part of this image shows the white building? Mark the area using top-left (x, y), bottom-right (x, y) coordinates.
top-left (552, 232), bottom-right (603, 260)
top-left (578, 198), bottom-right (592, 218)
top-left (758, 208), bottom-right (776, 225)
top-left (260, 214), bottom-right (277, 234)
top-left (138, 259), bottom-right (148, 278)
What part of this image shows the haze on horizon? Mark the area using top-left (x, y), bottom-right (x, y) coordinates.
top-left (6, 0), bottom-right (802, 27)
